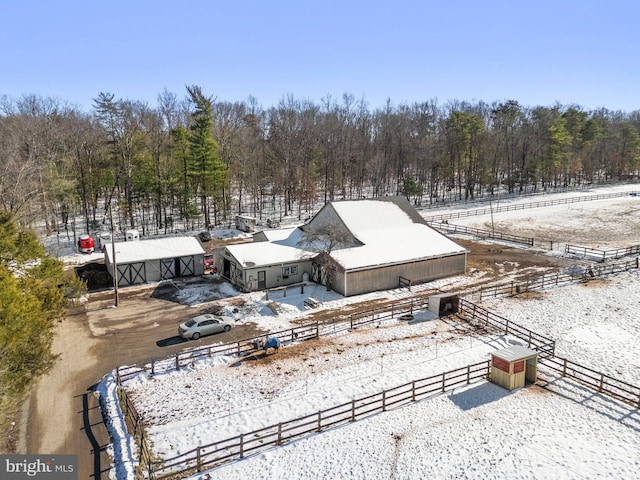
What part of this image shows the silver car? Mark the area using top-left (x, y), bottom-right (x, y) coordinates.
top-left (178, 314), bottom-right (235, 340)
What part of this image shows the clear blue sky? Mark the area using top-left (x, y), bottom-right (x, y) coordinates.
top-left (2, 0), bottom-right (639, 112)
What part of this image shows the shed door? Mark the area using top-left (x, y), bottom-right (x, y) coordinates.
top-left (116, 262), bottom-right (146, 286)
top-left (161, 258), bottom-right (175, 279)
top-left (180, 256), bottom-right (195, 276)
top-left (129, 262), bottom-right (146, 284)
top-left (258, 270), bottom-right (266, 289)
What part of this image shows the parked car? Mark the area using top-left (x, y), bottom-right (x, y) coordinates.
top-left (178, 314), bottom-right (235, 340)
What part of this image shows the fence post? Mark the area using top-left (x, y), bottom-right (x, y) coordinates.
top-left (382, 391), bottom-right (386, 412)
top-left (240, 433), bottom-right (244, 458)
top-left (151, 361), bottom-right (155, 376)
top-left (562, 358), bottom-right (567, 377)
top-left (175, 354), bottom-right (180, 370)
top-left (466, 365), bottom-right (471, 384)
top-left (351, 399), bottom-right (356, 422)
top-left (277, 423), bottom-right (282, 445)
top-left (441, 372), bottom-right (446, 392)
top-left (505, 320), bottom-right (509, 335)
top-left (412, 381), bottom-right (416, 402)
top-left (196, 446), bottom-right (202, 472)
top-left (599, 374), bottom-right (604, 393)
top-left (317, 411), bottom-right (322, 432)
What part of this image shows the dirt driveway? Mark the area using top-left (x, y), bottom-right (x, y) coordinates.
top-left (19, 239), bottom-right (574, 479)
top-left (20, 281), bottom-right (265, 480)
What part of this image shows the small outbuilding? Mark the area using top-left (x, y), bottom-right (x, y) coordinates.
top-left (104, 236), bottom-right (205, 287)
top-left (490, 345), bottom-right (538, 391)
top-left (428, 293), bottom-right (459, 316)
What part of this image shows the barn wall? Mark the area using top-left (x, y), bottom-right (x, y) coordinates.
top-left (341, 253), bottom-right (467, 296)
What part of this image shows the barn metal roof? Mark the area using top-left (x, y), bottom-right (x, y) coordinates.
top-left (103, 236), bottom-right (205, 265)
top-left (491, 345), bottom-right (538, 362)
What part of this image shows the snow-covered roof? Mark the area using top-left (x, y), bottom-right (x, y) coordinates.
top-left (491, 345), bottom-right (538, 362)
top-left (226, 227), bottom-right (315, 267)
top-left (228, 199), bottom-right (466, 271)
top-left (328, 199), bottom-right (467, 270)
top-left (103, 236), bottom-right (205, 264)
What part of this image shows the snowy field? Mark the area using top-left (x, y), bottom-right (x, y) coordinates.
top-left (99, 184), bottom-right (640, 480)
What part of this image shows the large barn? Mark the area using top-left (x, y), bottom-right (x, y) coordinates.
top-left (104, 236), bottom-right (205, 287)
top-left (218, 196), bottom-right (467, 296)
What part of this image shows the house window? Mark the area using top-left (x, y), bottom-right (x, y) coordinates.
top-left (282, 265), bottom-right (298, 278)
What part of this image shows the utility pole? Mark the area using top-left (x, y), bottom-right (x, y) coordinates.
top-left (109, 206), bottom-right (119, 307)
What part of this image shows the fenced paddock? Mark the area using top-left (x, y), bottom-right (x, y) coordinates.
top-left (141, 360), bottom-right (491, 480)
top-left (565, 244), bottom-right (640, 263)
top-left (422, 191), bottom-right (632, 223)
top-left (457, 299), bottom-right (556, 358)
top-left (539, 356), bottom-right (640, 409)
top-left (429, 222), bottom-right (534, 247)
top-left (464, 257), bottom-right (640, 302)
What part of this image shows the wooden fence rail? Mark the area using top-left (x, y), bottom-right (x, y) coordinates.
top-left (540, 356), bottom-right (640, 409)
top-left (464, 257), bottom-right (640, 302)
top-left (116, 293), bottom-right (441, 385)
top-left (565, 244), bottom-right (640, 263)
top-left (423, 191), bottom-right (632, 223)
top-left (458, 299), bottom-right (556, 358)
top-left (149, 360), bottom-right (491, 480)
top-left (429, 222), bottom-right (534, 247)
top-left (116, 322), bottom-right (320, 384)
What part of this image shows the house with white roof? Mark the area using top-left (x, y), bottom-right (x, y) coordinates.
top-left (104, 236), bottom-right (205, 287)
top-left (218, 196), bottom-right (467, 296)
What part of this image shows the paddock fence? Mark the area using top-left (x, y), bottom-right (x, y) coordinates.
top-left (539, 356), bottom-right (640, 409)
top-left (144, 360), bottom-right (491, 480)
top-left (115, 292), bottom-right (443, 385)
top-left (428, 222), bottom-right (534, 247)
top-left (422, 191), bottom-right (632, 223)
top-left (565, 244), bottom-right (640, 263)
top-left (116, 322), bottom-right (320, 384)
top-left (463, 257), bottom-right (640, 302)
top-left (457, 299), bottom-right (556, 359)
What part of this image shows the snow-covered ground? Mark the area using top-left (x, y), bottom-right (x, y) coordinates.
top-left (97, 184), bottom-right (640, 480)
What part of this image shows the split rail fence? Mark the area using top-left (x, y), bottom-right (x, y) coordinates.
top-left (429, 222), bottom-right (534, 246)
top-left (116, 294), bottom-right (438, 385)
top-left (144, 360), bottom-right (491, 480)
top-left (422, 191), bottom-right (632, 223)
top-left (465, 257), bottom-right (640, 302)
top-left (565, 244), bottom-right (640, 263)
top-left (539, 356), bottom-right (640, 409)
top-left (457, 299), bottom-right (556, 358)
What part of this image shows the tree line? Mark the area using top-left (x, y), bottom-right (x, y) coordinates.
top-left (1, 91), bottom-right (639, 238)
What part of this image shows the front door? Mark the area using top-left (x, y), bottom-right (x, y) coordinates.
top-left (258, 270), bottom-right (266, 289)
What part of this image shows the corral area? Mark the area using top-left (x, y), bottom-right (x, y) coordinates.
top-left (98, 185), bottom-right (640, 480)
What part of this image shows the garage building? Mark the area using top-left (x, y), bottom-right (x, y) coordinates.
top-left (104, 236), bottom-right (205, 287)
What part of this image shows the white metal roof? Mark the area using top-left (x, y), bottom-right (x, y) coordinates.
top-left (226, 199), bottom-right (466, 271)
top-left (103, 236), bottom-right (205, 265)
top-left (329, 200), bottom-right (467, 270)
top-left (491, 345), bottom-right (538, 362)
top-left (226, 227), bottom-right (315, 267)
